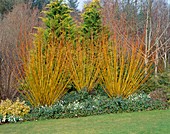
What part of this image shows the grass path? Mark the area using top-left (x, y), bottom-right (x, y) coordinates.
top-left (0, 109), bottom-right (170, 134)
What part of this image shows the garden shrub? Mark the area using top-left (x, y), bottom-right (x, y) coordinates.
top-left (67, 38), bottom-right (101, 92)
top-left (140, 73), bottom-right (169, 93)
top-left (16, 0), bottom-right (153, 106)
top-left (140, 71), bottom-right (170, 103)
top-left (18, 31), bottom-right (70, 107)
top-left (66, 0), bottom-right (104, 92)
top-left (0, 98), bottom-right (30, 123)
top-left (149, 88), bottom-right (168, 102)
top-left (0, 3), bottom-right (40, 101)
top-left (99, 35), bottom-right (152, 98)
top-left (17, 0), bottom-right (78, 107)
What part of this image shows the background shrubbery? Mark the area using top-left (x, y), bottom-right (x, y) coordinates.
top-left (141, 70), bottom-right (170, 102)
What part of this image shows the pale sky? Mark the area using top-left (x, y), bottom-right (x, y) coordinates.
top-left (77, 0), bottom-right (91, 11)
top-left (64, 0), bottom-right (90, 11)
top-left (76, 0), bottom-right (170, 11)
top-left (77, 0), bottom-right (86, 10)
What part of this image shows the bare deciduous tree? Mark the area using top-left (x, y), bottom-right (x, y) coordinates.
top-left (0, 3), bottom-right (39, 100)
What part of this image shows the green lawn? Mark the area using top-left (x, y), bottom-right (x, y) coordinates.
top-left (0, 110), bottom-right (170, 134)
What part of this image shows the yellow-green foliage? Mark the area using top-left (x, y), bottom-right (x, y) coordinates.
top-left (67, 39), bottom-right (101, 92)
top-left (42, 0), bottom-right (76, 40)
top-left (0, 98), bottom-right (30, 121)
top-left (20, 31), bottom-right (70, 107)
top-left (82, 0), bottom-right (101, 38)
top-left (100, 36), bottom-right (152, 98)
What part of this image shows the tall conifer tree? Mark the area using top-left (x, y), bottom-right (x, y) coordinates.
top-left (82, 0), bottom-right (102, 38)
top-left (41, 0), bottom-right (76, 40)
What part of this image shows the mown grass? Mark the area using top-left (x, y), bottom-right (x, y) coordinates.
top-left (0, 109), bottom-right (170, 134)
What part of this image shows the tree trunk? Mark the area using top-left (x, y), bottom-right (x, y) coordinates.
top-left (155, 39), bottom-right (159, 77)
top-left (145, 0), bottom-right (152, 74)
top-left (0, 54), bottom-right (2, 100)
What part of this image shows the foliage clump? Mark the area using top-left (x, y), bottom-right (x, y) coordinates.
top-left (99, 36), bottom-right (152, 98)
top-left (81, 0), bottom-right (102, 38)
top-left (19, 31), bottom-right (70, 107)
top-left (141, 71), bottom-right (170, 103)
top-left (42, 0), bottom-right (76, 40)
top-left (67, 38), bottom-right (101, 92)
top-left (0, 98), bottom-right (30, 123)
top-left (24, 91), bottom-right (168, 121)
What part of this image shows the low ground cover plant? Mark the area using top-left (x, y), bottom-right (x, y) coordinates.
top-left (1, 90), bottom-right (168, 123)
top-left (23, 90), bottom-right (168, 121)
top-left (0, 98), bottom-right (30, 123)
